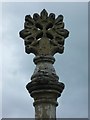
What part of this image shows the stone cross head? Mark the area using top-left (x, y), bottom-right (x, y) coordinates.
top-left (19, 9), bottom-right (69, 56)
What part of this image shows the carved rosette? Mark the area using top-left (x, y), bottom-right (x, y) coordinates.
top-left (19, 9), bottom-right (69, 56)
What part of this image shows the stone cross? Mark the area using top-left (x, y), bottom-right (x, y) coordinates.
top-left (19, 9), bottom-right (69, 119)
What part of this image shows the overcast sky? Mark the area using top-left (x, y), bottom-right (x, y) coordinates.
top-left (1, 2), bottom-right (88, 118)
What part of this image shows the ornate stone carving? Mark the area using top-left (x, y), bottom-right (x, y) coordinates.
top-left (19, 9), bottom-right (69, 56)
top-left (19, 9), bottom-right (69, 119)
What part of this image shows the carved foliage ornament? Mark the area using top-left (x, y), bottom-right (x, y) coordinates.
top-left (19, 9), bottom-right (69, 56)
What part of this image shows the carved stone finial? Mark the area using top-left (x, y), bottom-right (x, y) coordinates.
top-left (19, 9), bottom-right (69, 119)
top-left (19, 9), bottom-right (69, 56)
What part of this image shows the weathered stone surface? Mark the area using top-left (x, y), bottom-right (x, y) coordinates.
top-left (19, 9), bottom-right (69, 119)
top-left (19, 9), bottom-right (69, 56)
top-left (33, 90), bottom-right (58, 119)
top-left (31, 56), bottom-right (59, 84)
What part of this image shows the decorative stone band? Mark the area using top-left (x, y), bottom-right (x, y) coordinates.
top-left (33, 56), bottom-right (55, 64)
top-left (33, 99), bottom-right (58, 107)
top-left (32, 90), bottom-right (59, 107)
top-left (26, 80), bottom-right (65, 97)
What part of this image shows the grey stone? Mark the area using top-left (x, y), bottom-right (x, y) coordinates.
top-left (19, 9), bottom-right (69, 119)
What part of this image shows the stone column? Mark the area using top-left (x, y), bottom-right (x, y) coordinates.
top-left (19, 9), bottom-right (69, 119)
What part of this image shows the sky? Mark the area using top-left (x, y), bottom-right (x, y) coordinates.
top-left (1, 1), bottom-right (88, 119)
